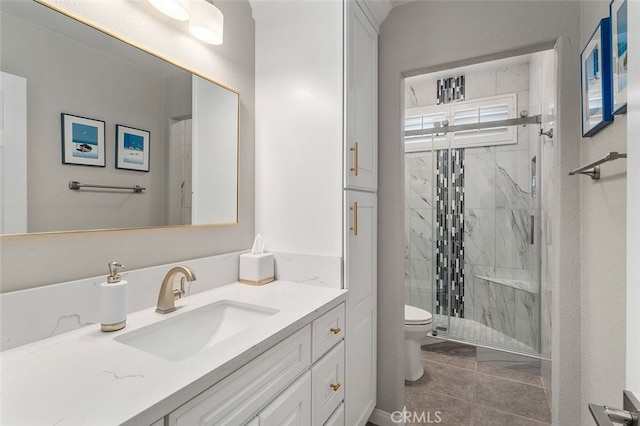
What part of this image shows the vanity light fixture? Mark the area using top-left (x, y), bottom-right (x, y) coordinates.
top-left (188, 0), bottom-right (224, 45)
top-left (148, 0), bottom-right (191, 21)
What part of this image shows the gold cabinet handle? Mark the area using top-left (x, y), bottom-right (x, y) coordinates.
top-left (330, 383), bottom-right (341, 392)
top-left (330, 327), bottom-right (341, 335)
top-left (350, 202), bottom-right (358, 236)
top-left (350, 142), bottom-right (359, 176)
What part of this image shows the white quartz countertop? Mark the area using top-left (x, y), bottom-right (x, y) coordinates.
top-left (0, 281), bottom-right (347, 425)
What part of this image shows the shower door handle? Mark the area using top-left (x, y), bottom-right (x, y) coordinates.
top-left (529, 215), bottom-right (535, 245)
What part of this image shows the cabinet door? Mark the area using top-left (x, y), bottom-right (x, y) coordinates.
top-left (258, 371), bottom-right (311, 426)
top-left (167, 327), bottom-right (311, 426)
top-left (345, 1), bottom-right (378, 191)
top-left (344, 190), bottom-right (377, 425)
top-left (312, 303), bottom-right (345, 363)
top-left (312, 341), bottom-right (345, 425)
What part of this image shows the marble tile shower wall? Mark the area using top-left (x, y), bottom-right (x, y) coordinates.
top-left (405, 63), bottom-right (540, 350)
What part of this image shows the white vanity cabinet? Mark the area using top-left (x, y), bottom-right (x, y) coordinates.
top-left (166, 303), bottom-right (346, 426)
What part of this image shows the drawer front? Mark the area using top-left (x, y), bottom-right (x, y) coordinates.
top-left (168, 325), bottom-right (312, 426)
top-left (312, 303), bottom-right (345, 362)
top-left (324, 403), bottom-right (344, 426)
top-left (258, 371), bottom-right (311, 426)
top-left (312, 341), bottom-right (345, 426)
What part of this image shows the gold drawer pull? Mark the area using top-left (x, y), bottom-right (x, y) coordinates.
top-left (350, 202), bottom-right (358, 236)
top-left (330, 327), bottom-right (341, 335)
top-left (350, 142), bottom-right (359, 176)
top-left (330, 383), bottom-right (341, 392)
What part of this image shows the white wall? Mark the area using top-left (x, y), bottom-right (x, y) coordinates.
top-left (627, 0), bottom-right (640, 395)
top-left (378, 2), bottom-right (582, 421)
top-left (254, 1), bottom-right (343, 256)
top-left (579, 2), bottom-right (628, 423)
top-left (0, 0), bottom-right (255, 292)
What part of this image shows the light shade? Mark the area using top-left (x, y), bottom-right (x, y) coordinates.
top-left (189, 0), bottom-right (224, 45)
top-left (148, 0), bottom-right (190, 21)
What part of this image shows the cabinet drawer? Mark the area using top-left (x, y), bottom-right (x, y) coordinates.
top-left (312, 303), bottom-right (345, 362)
top-left (324, 402), bottom-right (344, 426)
top-left (168, 325), bottom-right (311, 426)
top-left (312, 341), bottom-right (345, 426)
top-left (258, 371), bottom-right (311, 426)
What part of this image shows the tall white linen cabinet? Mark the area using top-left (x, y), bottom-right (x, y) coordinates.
top-left (252, 1), bottom-right (384, 424)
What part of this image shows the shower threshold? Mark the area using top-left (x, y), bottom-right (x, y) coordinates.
top-left (432, 314), bottom-right (540, 357)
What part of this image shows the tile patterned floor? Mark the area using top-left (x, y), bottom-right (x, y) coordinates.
top-left (402, 341), bottom-right (551, 426)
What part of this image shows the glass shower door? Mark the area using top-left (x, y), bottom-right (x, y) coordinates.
top-left (430, 136), bottom-right (542, 355)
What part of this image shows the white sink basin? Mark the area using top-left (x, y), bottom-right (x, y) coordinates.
top-left (114, 300), bottom-right (279, 361)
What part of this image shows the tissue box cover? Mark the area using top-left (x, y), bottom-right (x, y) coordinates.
top-left (239, 253), bottom-right (274, 285)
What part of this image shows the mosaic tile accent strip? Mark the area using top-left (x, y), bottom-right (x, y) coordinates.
top-left (435, 149), bottom-right (465, 317)
top-left (437, 75), bottom-right (465, 105)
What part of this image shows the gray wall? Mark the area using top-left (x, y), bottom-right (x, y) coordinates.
top-left (0, 0), bottom-right (255, 292)
top-left (1, 12), bottom-right (166, 232)
top-left (378, 2), bottom-right (582, 422)
top-left (579, 1), bottom-right (627, 423)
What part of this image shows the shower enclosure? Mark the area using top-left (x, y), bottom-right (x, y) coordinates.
top-left (404, 56), bottom-right (546, 355)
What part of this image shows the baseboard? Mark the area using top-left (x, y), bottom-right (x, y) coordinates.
top-left (368, 408), bottom-right (403, 426)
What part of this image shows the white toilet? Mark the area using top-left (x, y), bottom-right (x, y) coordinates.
top-left (404, 304), bottom-right (433, 381)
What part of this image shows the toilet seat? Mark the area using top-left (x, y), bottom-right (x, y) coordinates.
top-left (405, 305), bottom-right (432, 326)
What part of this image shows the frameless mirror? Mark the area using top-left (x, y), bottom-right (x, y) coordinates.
top-left (0, 0), bottom-right (239, 234)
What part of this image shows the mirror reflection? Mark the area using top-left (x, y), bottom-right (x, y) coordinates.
top-left (0, 1), bottom-right (239, 234)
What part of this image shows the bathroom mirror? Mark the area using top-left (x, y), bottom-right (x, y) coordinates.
top-left (0, 0), bottom-right (239, 234)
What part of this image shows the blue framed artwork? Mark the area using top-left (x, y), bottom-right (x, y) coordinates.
top-left (61, 113), bottom-right (106, 167)
top-left (116, 124), bottom-right (150, 172)
top-left (581, 18), bottom-right (614, 137)
top-left (610, 0), bottom-right (628, 114)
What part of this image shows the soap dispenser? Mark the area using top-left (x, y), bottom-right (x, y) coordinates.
top-left (100, 262), bottom-right (127, 332)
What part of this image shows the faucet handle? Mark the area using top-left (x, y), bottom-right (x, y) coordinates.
top-left (173, 276), bottom-right (188, 301)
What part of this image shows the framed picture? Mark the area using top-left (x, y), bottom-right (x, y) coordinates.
top-left (61, 113), bottom-right (106, 167)
top-left (581, 18), bottom-right (614, 137)
top-left (610, 0), bottom-right (628, 114)
top-left (116, 125), bottom-right (150, 172)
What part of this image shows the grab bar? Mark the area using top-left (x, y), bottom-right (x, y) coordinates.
top-left (69, 181), bottom-right (145, 193)
top-left (569, 152), bottom-right (627, 180)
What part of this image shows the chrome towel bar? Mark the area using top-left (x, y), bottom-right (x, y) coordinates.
top-left (68, 181), bottom-right (145, 193)
top-left (568, 151), bottom-right (627, 180)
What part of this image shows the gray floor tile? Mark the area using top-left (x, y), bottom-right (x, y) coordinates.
top-left (422, 340), bottom-right (477, 359)
top-left (476, 361), bottom-right (543, 387)
top-left (421, 349), bottom-right (477, 371)
top-left (407, 359), bottom-right (475, 400)
top-left (405, 389), bottom-right (472, 426)
top-left (471, 404), bottom-right (551, 425)
top-left (476, 346), bottom-right (542, 376)
top-left (473, 373), bottom-right (551, 423)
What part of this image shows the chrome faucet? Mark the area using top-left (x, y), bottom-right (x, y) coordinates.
top-left (156, 266), bottom-right (197, 314)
